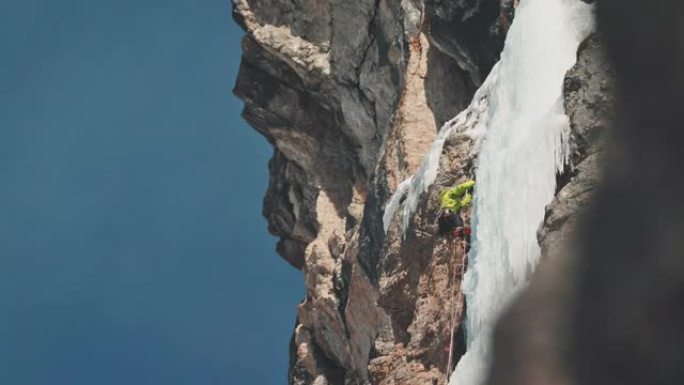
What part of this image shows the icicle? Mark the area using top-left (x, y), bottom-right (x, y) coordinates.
top-left (383, 177), bottom-right (413, 233)
top-left (382, 64), bottom-right (500, 235)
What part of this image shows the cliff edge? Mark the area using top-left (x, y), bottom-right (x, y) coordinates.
top-left (232, 1), bottom-right (613, 384)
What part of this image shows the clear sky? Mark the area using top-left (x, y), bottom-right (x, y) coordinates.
top-left (0, 1), bottom-right (303, 384)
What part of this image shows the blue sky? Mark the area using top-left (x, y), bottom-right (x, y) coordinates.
top-left (0, 1), bottom-right (303, 384)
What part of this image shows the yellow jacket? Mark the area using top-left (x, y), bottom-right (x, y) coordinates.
top-left (439, 180), bottom-right (475, 212)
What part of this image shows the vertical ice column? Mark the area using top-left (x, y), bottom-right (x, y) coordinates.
top-left (449, 1), bottom-right (594, 384)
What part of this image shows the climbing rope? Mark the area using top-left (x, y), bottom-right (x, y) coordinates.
top-left (445, 230), bottom-right (468, 384)
top-left (445, 242), bottom-right (458, 384)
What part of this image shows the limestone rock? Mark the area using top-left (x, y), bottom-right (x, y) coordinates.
top-left (230, 1), bottom-right (618, 384)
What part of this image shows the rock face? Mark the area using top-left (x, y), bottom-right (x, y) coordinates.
top-left (232, 1), bottom-right (611, 384)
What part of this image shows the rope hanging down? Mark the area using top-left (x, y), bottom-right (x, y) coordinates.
top-left (445, 235), bottom-right (468, 385)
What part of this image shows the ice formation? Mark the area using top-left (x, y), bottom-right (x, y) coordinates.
top-left (384, 0), bottom-right (595, 383)
top-left (449, 1), bottom-right (595, 384)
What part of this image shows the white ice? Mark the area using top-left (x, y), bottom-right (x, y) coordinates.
top-left (382, 63), bottom-right (500, 235)
top-left (383, 0), bottom-right (594, 383)
top-left (448, 0), bottom-right (595, 384)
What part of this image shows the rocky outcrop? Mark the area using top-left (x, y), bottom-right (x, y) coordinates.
top-left (233, 1), bottom-right (508, 383)
top-left (232, 1), bottom-right (614, 384)
top-left (540, 34), bottom-right (613, 257)
top-left (372, 133), bottom-right (474, 385)
top-left (425, 0), bottom-right (513, 85)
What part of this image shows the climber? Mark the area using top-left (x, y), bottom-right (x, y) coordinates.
top-left (437, 179), bottom-right (475, 244)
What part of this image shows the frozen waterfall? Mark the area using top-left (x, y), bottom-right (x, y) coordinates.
top-left (449, 0), bottom-right (594, 384)
top-left (383, 0), bottom-right (595, 384)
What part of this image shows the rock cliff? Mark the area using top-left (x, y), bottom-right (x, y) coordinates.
top-left (232, 1), bottom-right (612, 384)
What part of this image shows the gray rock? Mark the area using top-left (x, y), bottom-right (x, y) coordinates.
top-left (232, 1), bottom-right (524, 384)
